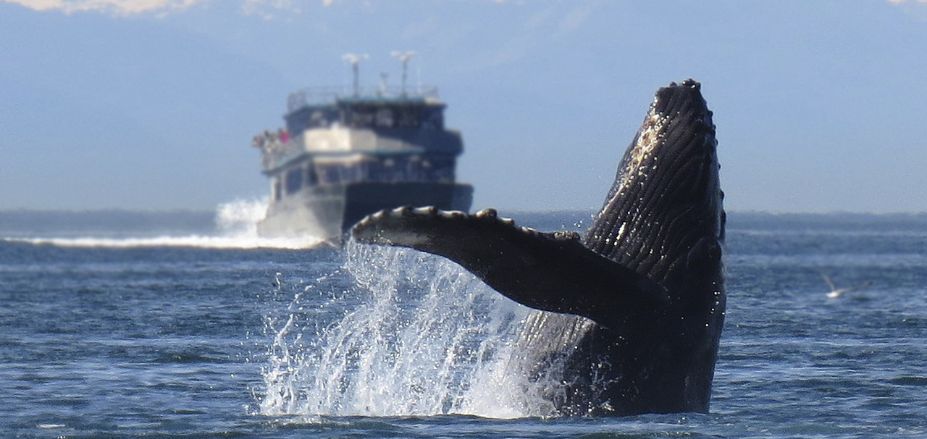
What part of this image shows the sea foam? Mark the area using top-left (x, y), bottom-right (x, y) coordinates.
top-left (3, 199), bottom-right (323, 250)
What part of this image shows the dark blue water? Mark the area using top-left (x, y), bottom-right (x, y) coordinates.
top-left (1, 211), bottom-right (926, 438)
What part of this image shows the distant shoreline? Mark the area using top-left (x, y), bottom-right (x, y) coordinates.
top-left (2, 209), bottom-right (926, 219)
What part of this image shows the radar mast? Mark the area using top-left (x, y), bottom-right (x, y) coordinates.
top-left (391, 50), bottom-right (416, 97)
top-left (341, 52), bottom-right (368, 98)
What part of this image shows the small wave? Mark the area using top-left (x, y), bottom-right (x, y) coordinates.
top-left (888, 376), bottom-right (927, 386)
top-left (36, 424), bottom-right (66, 429)
top-left (1, 199), bottom-right (326, 250)
top-left (154, 350), bottom-right (230, 364)
top-left (4, 234), bottom-right (322, 250)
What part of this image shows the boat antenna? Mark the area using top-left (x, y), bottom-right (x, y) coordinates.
top-left (379, 72), bottom-right (389, 96)
top-left (342, 53), bottom-right (368, 98)
top-left (390, 50), bottom-right (416, 97)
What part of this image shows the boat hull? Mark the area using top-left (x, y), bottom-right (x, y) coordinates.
top-left (257, 182), bottom-right (473, 242)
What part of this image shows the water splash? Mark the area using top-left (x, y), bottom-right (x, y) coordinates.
top-left (215, 199), bottom-right (268, 236)
top-left (259, 240), bottom-right (587, 418)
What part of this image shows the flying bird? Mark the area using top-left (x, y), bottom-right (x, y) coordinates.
top-left (821, 273), bottom-right (871, 299)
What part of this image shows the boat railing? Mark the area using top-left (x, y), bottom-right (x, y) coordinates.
top-left (287, 85), bottom-right (440, 113)
top-left (260, 139), bottom-right (303, 172)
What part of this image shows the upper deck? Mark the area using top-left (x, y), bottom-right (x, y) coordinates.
top-left (284, 85), bottom-right (446, 134)
top-left (286, 85), bottom-right (441, 113)
top-left (256, 85), bottom-right (463, 173)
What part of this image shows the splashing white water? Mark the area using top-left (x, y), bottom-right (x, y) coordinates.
top-left (5, 199), bottom-right (323, 249)
top-left (259, 241), bottom-right (587, 419)
top-left (216, 199), bottom-right (269, 236)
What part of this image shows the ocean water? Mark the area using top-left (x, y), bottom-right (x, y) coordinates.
top-left (1, 206), bottom-right (926, 438)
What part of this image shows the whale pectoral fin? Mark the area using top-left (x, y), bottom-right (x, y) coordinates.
top-left (351, 207), bottom-right (669, 327)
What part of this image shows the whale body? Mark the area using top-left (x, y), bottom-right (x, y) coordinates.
top-left (351, 79), bottom-right (725, 416)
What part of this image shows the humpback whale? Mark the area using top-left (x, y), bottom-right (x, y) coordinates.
top-left (351, 79), bottom-right (725, 416)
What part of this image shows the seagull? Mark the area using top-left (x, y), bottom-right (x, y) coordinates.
top-left (821, 273), bottom-right (871, 299)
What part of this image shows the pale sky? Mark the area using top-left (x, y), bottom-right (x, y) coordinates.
top-left (1, 0), bottom-right (926, 213)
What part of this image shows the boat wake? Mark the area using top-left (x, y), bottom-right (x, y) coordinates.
top-left (2, 200), bottom-right (325, 250)
top-left (257, 240), bottom-right (572, 419)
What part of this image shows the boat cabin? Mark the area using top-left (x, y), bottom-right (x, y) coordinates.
top-left (254, 87), bottom-right (465, 202)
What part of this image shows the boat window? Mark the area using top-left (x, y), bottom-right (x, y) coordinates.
top-left (346, 109), bottom-right (375, 128)
top-left (357, 161), bottom-right (370, 181)
top-left (305, 164), bottom-right (318, 186)
top-left (319, 165), bottom-right (340, 185)
top-left (309, 110), bottom-right (328, 128)
top-left (286, 168), bottom-right (303, 194)
top-left (421, 108), bottom-right (443, 130)
top-left (424, 157), bottom-right (455, 182)
top-left (397, 108), bottom-right (419, 127)
top-left (338, 165), bottom-right (354, 183)
top-left (376, 108), bottom-right (394, 127)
